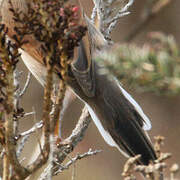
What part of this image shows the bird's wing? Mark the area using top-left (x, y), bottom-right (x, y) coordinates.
top-left (101, 78), bottom-right (156, 164)
top-left (71, 40), bottom-right (96, 97)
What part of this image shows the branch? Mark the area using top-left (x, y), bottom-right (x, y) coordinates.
top-left (122, 136), bottom-right (179, 180)
top-left (105, 0), bottom-right (134, 36)
top-left (0, 25), bottom-right (30, 179)
top-left (38, 149), bottom-right (101, 180)
top-left (122, 155), bottom-right (141, 179)
top-left (27, 60), bottom-right (53, 173)
top-left (53, 106), bottom-right (91, 174)
top-left (19, 72), bottom-right (31, 97)
top-left (17, 134), bottom-right (30, 158)
top-left (17, 120), bottom-right (43, 139)
top-left (50, 79), bottom-right (66, 137)
top-left (54, 149), bottom-right (102, 174)
top-left (92, 0), bottom-right (134, 39)
top-left (5, 66), bottom-right (29, 179)
top-left (64, 106), bottom-right (91, 147)
top-left (13, 70), bottom-right (32, 139)
top-left (38, 106), bottom-right (92, 179)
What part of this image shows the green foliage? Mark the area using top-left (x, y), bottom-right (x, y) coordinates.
top-left (97, 32), bottom-right (180, 95)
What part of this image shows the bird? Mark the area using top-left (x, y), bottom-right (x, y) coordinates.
top-left (1, 0), bottom-right (157, 165)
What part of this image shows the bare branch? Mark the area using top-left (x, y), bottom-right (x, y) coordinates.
top-left (122, 155), bottom-right (141, 179)
top-left (0, 30), bottom-right (30, 179)
top-left (17, 134), bottom-right (30, 158)
top-left (56, 149), bottom-right (102, 174)
top-left (24, 111), bottom-right (35, 117)
top-left (64, 107), bottom-right (91, 147)
top-left (38, 148), bottom-right (101, 180)
top-left (38, 107), bottom-right (92, 179)
top-left (50, 80), bottom-right (66, 137)
top-left (27, 61), bottom-right (53, 173)
top-left (19, 72), bottom-right (31, 97)
top-left (105, 0), bottom-right (134, 36)
top-left (92, 0), bottom-right (134, 39)
top-left (91, 6), bottom-right (97, 24)
top-left (13, 70), bottom-right (22, 112)
top-left (3, 154), bottom-right (9, 180)
top-left (18, 121), bottom-right (43, 139)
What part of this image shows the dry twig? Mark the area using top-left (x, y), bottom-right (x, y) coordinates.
top-left (92, 0), bottom-right (134, 40)
top-left (122, 136), bottom-right (179, 180)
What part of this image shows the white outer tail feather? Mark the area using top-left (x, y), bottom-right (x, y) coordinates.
top-left (115, 79), bottom-right (152, 131)
top-left (85, 103), bottom-right (130, 158)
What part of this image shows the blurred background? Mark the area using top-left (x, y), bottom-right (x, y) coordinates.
top-left (18, 0), bottom-right (180, 179)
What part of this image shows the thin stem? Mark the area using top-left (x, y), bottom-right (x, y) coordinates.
top-left (51, 79), bottom-right (66, 137)
top-left (28, 58), bottom-right (53, 173)
top-left (4, 58), bottom-right (30, 179)
top-left (2, 154), bottom-right (9, 180)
